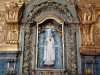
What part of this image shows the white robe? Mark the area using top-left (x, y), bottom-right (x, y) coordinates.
top-left (43, 34), bottom-right (55, 66)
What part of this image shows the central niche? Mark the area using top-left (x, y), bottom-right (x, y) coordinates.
top-left (37, 19), bottom-right (64, 69)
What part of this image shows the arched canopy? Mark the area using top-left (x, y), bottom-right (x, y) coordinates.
top-left (22, 0), bottom-right (79, 23)
top-left (23, 0), bottom-right (69, 20)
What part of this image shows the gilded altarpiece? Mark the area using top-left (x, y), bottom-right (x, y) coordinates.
top-left (0, 0), bottom-right (99, 75)
top-left (0, 1), bottom-right (22, 52)
top-left (78, 2), bottom-right (100, 75)
top-left (0, 2), bottom-right (24, 75)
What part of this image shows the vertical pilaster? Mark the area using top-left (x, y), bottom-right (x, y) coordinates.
top-left (70, 25), bottom-right (77, 75)
top-left (19, 25), bottom-right (25, 74)
top-left (76, 25), bottom-right (82, 74)
top-left (31, 25), bottom-right (37, 70)
top-left (23, 24), bottom-right (31, 74)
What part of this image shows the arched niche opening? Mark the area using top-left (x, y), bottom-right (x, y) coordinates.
top-left (35, 19), bottom-right (65, 70)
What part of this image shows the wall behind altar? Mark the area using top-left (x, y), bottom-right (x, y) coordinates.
top-left (0, 0), bottom-right (99, 75)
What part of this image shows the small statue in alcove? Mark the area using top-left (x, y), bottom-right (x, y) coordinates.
top-left (86, 68), bottom-right (93, 75)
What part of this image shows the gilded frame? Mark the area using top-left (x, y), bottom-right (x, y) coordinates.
top-left (35, 16), bottom-right (65, 71)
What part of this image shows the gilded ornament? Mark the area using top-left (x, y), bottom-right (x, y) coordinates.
top-left (5, 2), bottom-right (19, 22)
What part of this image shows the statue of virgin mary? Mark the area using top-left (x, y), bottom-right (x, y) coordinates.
top-left (43, 23), bottom-right (55, 66)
